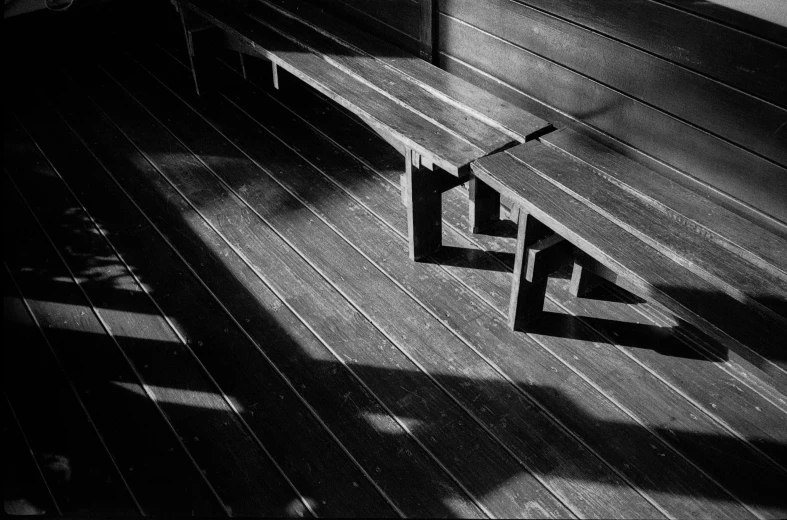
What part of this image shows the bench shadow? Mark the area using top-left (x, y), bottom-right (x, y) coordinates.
top-left (523, 311), bottom-right (726, 361)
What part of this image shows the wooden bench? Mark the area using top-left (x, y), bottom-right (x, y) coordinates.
top-left (470, 128), bottom-right (787, 391)
top-left (172, 0), bottom-right (552, 260)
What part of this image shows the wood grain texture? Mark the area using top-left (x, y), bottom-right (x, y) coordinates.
top-left (473, 146), bottom-right (787, 390)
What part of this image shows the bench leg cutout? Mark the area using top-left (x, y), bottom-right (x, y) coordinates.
top-left (509, 212), bottom-right (572, 330)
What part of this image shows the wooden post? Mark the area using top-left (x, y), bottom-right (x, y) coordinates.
top-left (469, 176), bottom-right (500, 233)
top-left (404, 149), bottom-right (442, 261)
top-left (419, 0), bottom-right (438, 64)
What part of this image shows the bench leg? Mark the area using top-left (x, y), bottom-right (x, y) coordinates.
top-left (404, 153), bottom-right (442, 261)
top-left (509, 212), bottom-right (572, 330)
top-left (469, 176), bottom-right (500, 233)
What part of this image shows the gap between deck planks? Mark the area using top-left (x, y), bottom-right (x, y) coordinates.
top-left (140, 37), bottom-right (787, 516)
top-left (97, 39), bottom-right (787, 516)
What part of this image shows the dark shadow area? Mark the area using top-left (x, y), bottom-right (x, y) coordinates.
top-left (469, 218), bottom-right (519, 240)
top-left (576, 281), bottom-right (647, 304)
top-left (656, 0), bottom-right (787, 46)
top-left (426, 245), bottom-right (514, 273)
top-left (4, 3), bottom-right (787, 517)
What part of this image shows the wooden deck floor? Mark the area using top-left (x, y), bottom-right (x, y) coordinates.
top-left (4, 2), bottom-right (787, 517)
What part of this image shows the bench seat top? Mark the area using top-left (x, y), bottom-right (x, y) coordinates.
top-left (472, 141), bottom-right (787, 388)
top-left (180, 0), bottom-right (551, 175)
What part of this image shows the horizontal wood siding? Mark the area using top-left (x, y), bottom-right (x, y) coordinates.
top-left (437, 0), bottom-right (787, 226)
top-left (305, 0), bottom-right (420, 54)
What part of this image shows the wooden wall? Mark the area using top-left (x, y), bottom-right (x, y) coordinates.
top-left (306, 0), bottom-right (787, 227)
top-left (307, 0), bottom-right (421, 55)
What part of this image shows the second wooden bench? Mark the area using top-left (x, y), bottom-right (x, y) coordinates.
top-left (470, 128), bottom-right (787, 391)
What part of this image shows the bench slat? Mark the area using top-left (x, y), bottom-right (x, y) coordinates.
top-left (264, 0), bottom-right (550, 144)
top-left (244, 0), bottom-right (513, 155)
top-left (184, 0), bottom-right (482, 173)
top-left (541, 129), bottom-right (787, 278)
top-left (472, 147), bottom-right (787, 388)
top-left (506, 140), bottom-right (787, 325)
